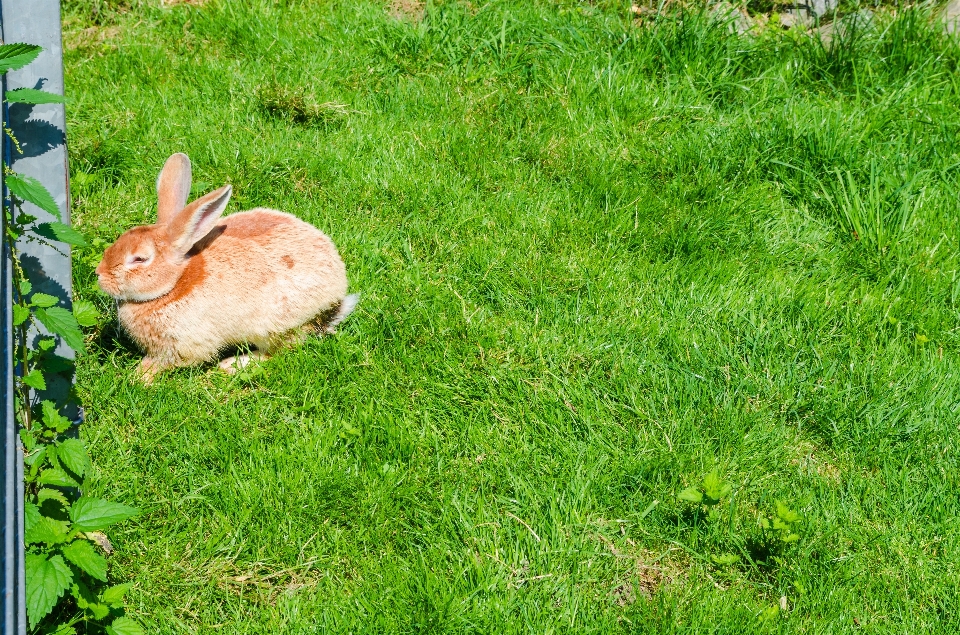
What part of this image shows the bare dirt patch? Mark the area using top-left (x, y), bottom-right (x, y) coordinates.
top-left (64, 25), bottom-right (120, 51)
top-left (389, 0), bottom-right (425, 23)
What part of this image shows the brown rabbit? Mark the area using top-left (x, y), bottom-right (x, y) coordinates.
top-left (95, 153), bottom-right (358, 381)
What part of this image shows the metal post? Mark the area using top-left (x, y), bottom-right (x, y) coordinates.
top-left (2, 1), bottom-right (72, 633)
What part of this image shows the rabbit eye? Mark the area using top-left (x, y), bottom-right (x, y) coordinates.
top-left (127, 255), bottom-right (150, 266)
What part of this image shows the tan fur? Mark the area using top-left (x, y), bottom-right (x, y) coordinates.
top-left (95, 154), bottom-right (351, 380)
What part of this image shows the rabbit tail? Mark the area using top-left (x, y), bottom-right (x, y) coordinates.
top-left (320, 293), bottom-right (360, 334)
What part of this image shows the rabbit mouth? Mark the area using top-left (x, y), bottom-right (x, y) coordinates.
top-left (98, 277), bottom-right (173, 303)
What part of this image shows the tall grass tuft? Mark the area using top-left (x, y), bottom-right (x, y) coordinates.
top-left (819, 161), bottom-right (923, 263)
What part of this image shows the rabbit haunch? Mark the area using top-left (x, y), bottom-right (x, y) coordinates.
top-left (95, 153), bottom-right (356, 380)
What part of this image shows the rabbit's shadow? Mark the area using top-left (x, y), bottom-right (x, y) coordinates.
top-left (91, 316), bottom-right (259, 372)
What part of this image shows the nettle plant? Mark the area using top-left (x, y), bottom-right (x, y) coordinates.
top-left (677, 469), bottom-right (805, 572)
top-left (2, 44), bottom-right (141, 634)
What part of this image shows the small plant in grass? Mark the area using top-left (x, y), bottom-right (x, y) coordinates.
top-left (678, 472), bottom-right (806, 573)
top-left (758, 501), bottom-right (803, 550)
top-left (677, 469), bottom-right (741, 565)
top-left (2, 43), bottom-right (141, 634)
top-left (677, 468), bottom-right (732, 514)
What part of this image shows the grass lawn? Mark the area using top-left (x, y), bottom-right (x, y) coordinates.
top-left (63, 1), bottom-right (960, 632)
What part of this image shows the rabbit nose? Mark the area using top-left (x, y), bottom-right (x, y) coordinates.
top-left (94, 261), bottom-right (106, 276)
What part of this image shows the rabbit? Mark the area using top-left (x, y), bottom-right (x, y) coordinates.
top-left (95, 152), bottom-right (358, 382)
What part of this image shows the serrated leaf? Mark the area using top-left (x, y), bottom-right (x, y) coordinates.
top-left (25, 446), bottom-right (46, 470)
top-left (20, 279), bottom-right (33, 295)
top-left (37, 467), bottom-right (79, 488)
top-left (25, 553), bottom-right (73, 628)
top-left (100, 582), bottom-right (131, 607)
top-left (6, 173), bottom-right (60, 219)
top-left (62, 540), bottom-right (108, 581)
top-left (51, 624), bottom-right (76, 635)
top-left (782, 533), bottom-right (801, 543)
top-left (57, 438), bottom-right (90, 478)
top-left (775, 501), bottom-right (802, 524)
top-left (677, 486), bottom-right (703, 504)
top-left (46, 444), bottom-right (60, 470)
top-left (710, 553), bottom-right (741, 566)
top-left (38, 488), bottom-right (71, 508)
top-left (73, 300), bottom-right (101, 327)
top-left (13, 304), bottom-right (30, 326)
top-left (88, 602), bottom-right (111, 620)
top-left (31, 292), bottom-right (59, 308)
top-left (0, 43), bottom-right (42, 73)
top-left (70, 497), bottom-right (139, 531)
top-left (20, 427), bottom-right (38, 452)
top-left (701, 470), bottom-right (731, 503)
top-left (5, 88), bottom-right (67, 104)
top-left (25, 502), bottom-right (41, 533)
top-left (42, 400), bottom-right (72, 433)
top-left (22, 369), bottom-right (46, 390)
top-left (107, 617), bottom-right (144, 635)
top-left (34, 307), bottom-right (85, 354)
top-left (25, 515), bottom-right (70, 545)
top-left (35, 222), bottom-right (88, 247)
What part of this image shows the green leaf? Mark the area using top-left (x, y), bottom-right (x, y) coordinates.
top-left (677, 486), bottom-right (703, 504)
top-left (37, 488), bottom-right (71, 508)
top-left (13, 304), bottom-right (30, 326)
top-left (100, 583), bottom-right (132, 608)
top-left (25, 553), bottom-right (73, 629)
top-left (34, 307), bottom-right (86, 354)
top-left (73, 300), bottom-right (101, 327)
top-left (25, 515), bottom-right (70, 545)
top-left (22, 369), bottom-right (47, 390)
top-left (30, 292), bottom-right (59, 308)
top-left (701, 470), bottom-right (731, 503)
top-left (107, 617), bottom-right (144, 635)
top-left (57, 438), bottom-right (90, 478)
top-left (782, 533), bottom-right (801, 543)
top-left (5, 87), bottom-right (67, 104)
top-left (20, 279), bottom-right (33, 295)
top-left (0, 43), bottom-right (42, 73)
top-left (37, 467), bottom-right (79, 488)
top-left (62, 540), bottom-right (108, 581)
top-left (25, 446), bottom-right (46, 470)
top-left (20, 427), bottom-right (38, 452)
top-left (710, 553), bottom-right (741, 566)
top-left (6, 173), bottom-right (60, 219)
top-left (88, 602), bottom-right (111, 620)
top-left (70, 497), bottom-right (139, 531)
top-left (42, 400), bottom-right (73, 433)
top-left (25, 502), bottom-right (41, 533)
top-left (51, 624), bottom-right (77, 635)
top-left (34, 222), bottom-right (89, 247)
top-left (775, 501), bottom-right (802, 525)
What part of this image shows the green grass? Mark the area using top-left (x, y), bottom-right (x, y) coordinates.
top-left (62, 1), bottom-right (960, 632)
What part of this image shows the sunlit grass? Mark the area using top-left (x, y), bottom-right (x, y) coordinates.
top-left (64, 1), bottom-right (960, 632)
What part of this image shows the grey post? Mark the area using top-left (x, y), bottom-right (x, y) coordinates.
top-left (2, 0), bottom-right (72, 633)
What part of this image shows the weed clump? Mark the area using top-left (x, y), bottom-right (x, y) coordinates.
top-left (255, 83), bottom-right (348, 127)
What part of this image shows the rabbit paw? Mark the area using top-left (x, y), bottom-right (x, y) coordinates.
top-left (219, 352), bottom-right (269, 374)
top-left (136, 357), bottom-right (163, 385)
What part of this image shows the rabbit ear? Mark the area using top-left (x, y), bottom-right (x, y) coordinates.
top-left (157, 153), bottom-right (192, 225)
top-left (167, 185), bottom-right (232, 255)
